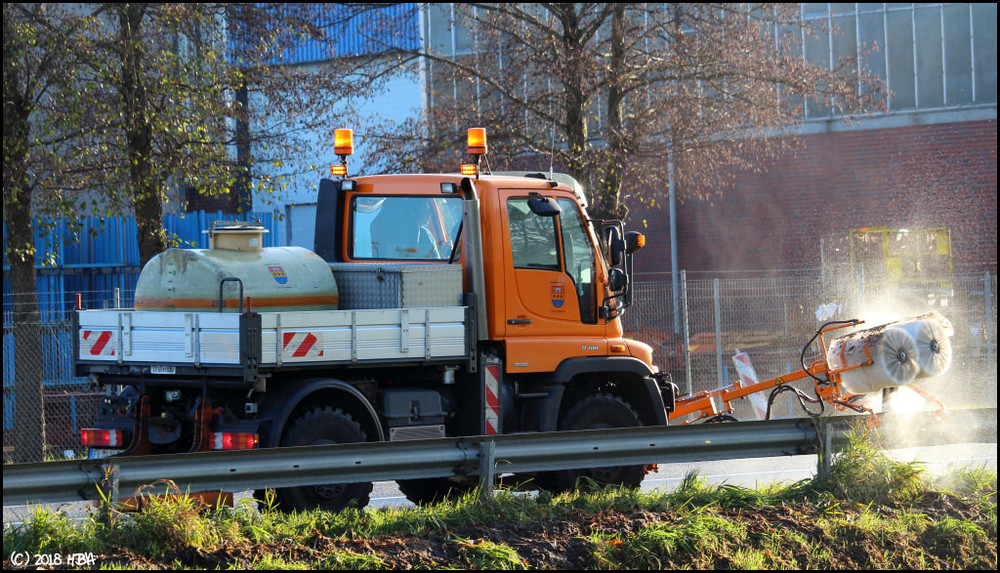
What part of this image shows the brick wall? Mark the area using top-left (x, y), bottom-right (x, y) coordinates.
top-left (633, 120), bottom-right (997, 277)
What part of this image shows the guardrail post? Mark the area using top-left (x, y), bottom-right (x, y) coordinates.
top-left (816, 421), bottom-right (833, 481)
top-left (478, 440), bottom-right (495, 499)
top-left (97, 462), bottom-right (120, 525)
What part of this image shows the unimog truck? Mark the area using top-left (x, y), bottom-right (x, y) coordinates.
top-left (76, 128), bottom-right (676, 510)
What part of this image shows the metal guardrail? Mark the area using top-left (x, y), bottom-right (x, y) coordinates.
top-left (3, 409), bottom-right (995, 507)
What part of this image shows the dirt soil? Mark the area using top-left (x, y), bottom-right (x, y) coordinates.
top-left (64, 492), bottom-right (996, 570)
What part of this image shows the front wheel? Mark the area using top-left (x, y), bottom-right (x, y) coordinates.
top-left (397, 476), bottom-right (477, 506)
top-left (535, 393), bottom-right (646, 493)
top-left (272, 407), bottom-right (373, 512)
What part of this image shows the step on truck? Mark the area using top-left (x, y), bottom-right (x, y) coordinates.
top-left (75, 128), bottom-right (677, 511)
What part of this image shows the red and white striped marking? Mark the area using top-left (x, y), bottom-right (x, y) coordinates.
top-left (82, 330), bottom-right (115, 357)
top-left (732, 351), bottom-right (757, 385)
top-left (282, 332), bottom-right (323, 358)
top-left (732, 351), bottom-right (768, 420)
top-left (484, 364), bottom-right (500, 435)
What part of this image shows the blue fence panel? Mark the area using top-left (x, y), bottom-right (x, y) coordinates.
top-left (3, 210), bottom-right (282, 389)
top-left (3, 391), bottom-right (12, 432)
top-left (2, 332), bottom-right (14, 390)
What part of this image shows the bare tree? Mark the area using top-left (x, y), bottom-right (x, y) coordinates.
top-left (3, 3), bottom-right (408, 460)
top-left (37, 3), bottom-right (409, 265)
top-left (366, 3), bottom-right (885, 221)
top-left (3, 3), bottom-right (81, 462)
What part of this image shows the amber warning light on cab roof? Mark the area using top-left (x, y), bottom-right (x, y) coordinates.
top-left (331, 128), bottom-right (354, 177)
top-left (467, 127), bottom-right (487, 155)
top-left (462, 127), bottom-right (488, 178)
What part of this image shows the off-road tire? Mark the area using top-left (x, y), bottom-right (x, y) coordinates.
top-left (535, 393), bottom-right (645, 493)
top-left (272, 407), bottom-right (373, 512)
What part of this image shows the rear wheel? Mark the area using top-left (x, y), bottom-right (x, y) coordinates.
top-left (272, 407), bottom-right (373, 512)
top-left (536, 393), bottom-right (645, 493)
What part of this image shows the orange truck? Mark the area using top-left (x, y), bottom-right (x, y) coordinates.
top-left (74, 129), bottom-right (677, 511)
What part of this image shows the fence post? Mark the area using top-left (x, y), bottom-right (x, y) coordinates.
top-left (987, 272), bottom-right (996, 404)
top-left (714, 278), bottom-right (723, 387)
top-left (681, 270), bottom-right (692, 395)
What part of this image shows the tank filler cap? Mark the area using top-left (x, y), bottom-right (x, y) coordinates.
top-left (205, 221), bottom-right (268, 252)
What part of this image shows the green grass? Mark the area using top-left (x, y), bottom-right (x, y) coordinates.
top-left (3, 435), bottom-right (996, 570)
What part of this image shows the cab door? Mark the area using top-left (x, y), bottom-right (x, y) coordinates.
top-left (499, 190), bottom-right (608, 373)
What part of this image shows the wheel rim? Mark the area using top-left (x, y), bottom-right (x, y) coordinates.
top-left (311, 438), bottom-right (346, 501)
top-left (584, 422), bottom-right (623, 481)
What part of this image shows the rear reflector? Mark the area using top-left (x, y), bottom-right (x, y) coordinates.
top-left (211, 432), bottom-right (258, 450)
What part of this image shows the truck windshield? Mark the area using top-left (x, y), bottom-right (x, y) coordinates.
top-left (351, 196), bottom-right (463, 260)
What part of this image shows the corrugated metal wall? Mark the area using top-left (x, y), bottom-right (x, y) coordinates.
top-left (2, 212), bottom-right (281, 443)
top-left (274, 4), bottom-right (420, 65)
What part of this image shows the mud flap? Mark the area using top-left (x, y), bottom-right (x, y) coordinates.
top-left (120, 395), bottom-right (152, 456)
top-left (188, 397), bottom-right (214, 453)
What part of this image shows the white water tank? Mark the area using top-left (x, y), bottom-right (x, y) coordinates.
top-left (133, 224), bottom-right (338, 312)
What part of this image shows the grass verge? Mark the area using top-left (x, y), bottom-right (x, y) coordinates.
top-left (3, 435), bottom-right (996, 570)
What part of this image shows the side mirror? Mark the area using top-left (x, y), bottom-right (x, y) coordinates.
top-left (607, 227), bottom-right (625, 267)
top-left (527, 193), bottom-right (561, 217)
top-left (608, 268), bottom-right (627, 292)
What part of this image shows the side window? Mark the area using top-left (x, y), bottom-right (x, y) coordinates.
top-left (558, 198), bottom-right (597, 324)
top-left (507, 198), bottom-right (559, 269)
top-left (352, 196), bottom-right (462, 260)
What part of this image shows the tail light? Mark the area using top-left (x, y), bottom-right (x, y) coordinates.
top-left (211, 432), bottom-right (258, 450)
top-left (80, 428), bottom-right (125, 448)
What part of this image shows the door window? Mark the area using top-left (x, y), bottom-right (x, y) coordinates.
top-left (505, 196), bottom-right (598, 324)
top-left (507, 198), bottom-right (560, 270)
top-left (557, 198), bottom-right (597, 324)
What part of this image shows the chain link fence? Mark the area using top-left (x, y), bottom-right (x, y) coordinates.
top-left (625, 271), bottom-right (998, 422)
top-left (4, 272), bottom-right (997, 464)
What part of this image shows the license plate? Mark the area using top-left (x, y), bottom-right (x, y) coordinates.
top-left (150, 365), bottom-right (176, 374)
top-left (87, 448), bottom-right (122, 459)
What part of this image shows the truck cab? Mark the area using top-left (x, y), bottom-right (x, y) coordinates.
top-left (315, 172), bottom-right (653, 372)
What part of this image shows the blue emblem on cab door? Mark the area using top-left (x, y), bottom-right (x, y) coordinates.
top-left (551, 284), bottom-right (564, 308)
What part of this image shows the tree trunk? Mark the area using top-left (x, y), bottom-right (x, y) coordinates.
top-left (119, 4), bottom-right (166, 266)
top-left (7, 235), bottom-right (46, 464)
top-left (3, 50), bottom-right (47, 462)
top-left (235, 83), bottom-right (253, 215)
top-left (598, 4), bottom-right (629, 221)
